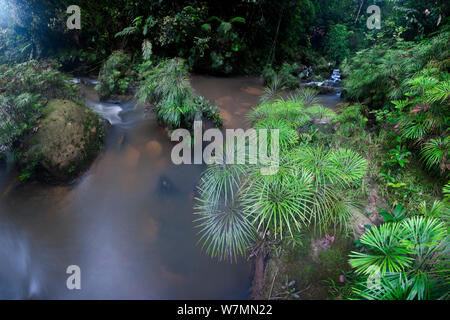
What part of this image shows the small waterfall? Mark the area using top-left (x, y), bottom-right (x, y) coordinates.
top-left (327, 69), bottom-right (341, 86)
top-left (301, 69), bottom-right (341, 88)
top-left (70, 77), bottom-right (99, 86)
top-left (84, 100), bottom-right (123, 125)
top-left (70, 77), bottom-right (124, 125)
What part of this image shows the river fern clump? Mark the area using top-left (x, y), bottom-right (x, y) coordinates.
top-left (137, 58), bottom-right (222, 129)
top-left (96, 50), bottom-right (135, 100)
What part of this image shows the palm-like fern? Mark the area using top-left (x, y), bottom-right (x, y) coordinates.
top-left (195, 91), bottom-right (368, 260)
top-left (420, 136), bottom-right (449, 172)
top-left (291, 146), bottom-right (368, 187)
top-left (254, 118), bottom-right (299, 151)
top-left (137, 58), bottom-right (196, 128)
top-left (248, 98), bottom-right (311, 129)
top-left (194, 141), bottom-right (369, 260)
top-left (259, 74), bottom-right (283, 104)
top-left (418, 200), bottom-right (447, 217)
top-left (444, 182), bottom-right (450, 204)
top-left (194, 162), bottom-right (253, 262)
top-left (241, 169), bottom-right (315, 238)
top-left (349, 215), bottom-right (448, 300)
top-left (196, 162), bottom-right (247, 204)
top-left (194, 189), bottom-right (255, 262)
top-left (349, 222), bottom-right (414, 275)
top-left (305, 104), bottom-right (336, 121)
top-left (292, 87), bottom-right (318, 107)
top-left (352, 273), bottom-right (432, 300)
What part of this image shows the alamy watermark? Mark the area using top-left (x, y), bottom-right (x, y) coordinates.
top-left (366, 265), bottom-right (381, 290)
top-left (171, 121), bottom-right (279, 175)
top-left (367, 5), bottom-right (381, 30)
top-left (66, 5), bottom-right (81, 30)
top-left (66, 265), bottom-right (81, 290)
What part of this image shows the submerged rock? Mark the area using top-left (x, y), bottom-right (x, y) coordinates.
top-left (157, 175), bottom-right (177, 194)
top-left (19, 99), bottom-right (105, 182)
top-left (145, 140), bottom-right (162, 157)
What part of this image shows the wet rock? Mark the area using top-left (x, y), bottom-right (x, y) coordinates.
top-left (145, 140), bottom-right (162, 157)
top-left (157, 175), bottom-right (177, 194)
top-left (105, 94), bottom-right (133, 104)
top-left (316, 85), bottom-right (337, 94)
top-left (19, 99), bottom-right (104, 182)
top-left (122, 145), bottom-right (141, 168)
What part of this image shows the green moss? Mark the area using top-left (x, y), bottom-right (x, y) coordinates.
top-left (19, 99), bottom-right (104, 182)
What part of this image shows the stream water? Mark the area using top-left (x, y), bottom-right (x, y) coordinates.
top-left (0, 75), bottom-right (341, 299)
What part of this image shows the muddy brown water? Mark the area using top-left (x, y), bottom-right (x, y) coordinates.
top-left (0, 75), bottom-right (341, 299)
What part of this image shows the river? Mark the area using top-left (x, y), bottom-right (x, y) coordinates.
top-left (0, 75), bottom-right (341, 299)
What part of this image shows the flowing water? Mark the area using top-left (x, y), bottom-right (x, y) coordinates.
top-left (0, 75), bottom-right (341, 299)
top-left (0, 76), bottom-right (266, 299)
top-left (302, 69), bottom-right (342, 88)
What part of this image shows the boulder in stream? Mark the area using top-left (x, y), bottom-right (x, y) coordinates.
top-left (19, 99), bottom-right (106, 182)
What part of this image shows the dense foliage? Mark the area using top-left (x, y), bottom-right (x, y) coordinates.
top-left (137, 57), bottom-right (222, 129)
top-left (343, 29), bottom-right (450, 177)
top-left (4, 0), bottom-right (445, 74)
top-left (95, 50), bottom-right (135, 100)
top-left (0, 60), bottom-right (78, 155)
top-left (194, 92), bottom-right (368, 261)
top-left (349, 201), bottom-right (449, 300)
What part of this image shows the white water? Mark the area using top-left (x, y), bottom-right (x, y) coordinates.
top-left (85, 100), bottom-right (123, 125)
top-left (70, 77), bottom-right (125, 125)
top-left (302, 69), bottom-right (341, 87)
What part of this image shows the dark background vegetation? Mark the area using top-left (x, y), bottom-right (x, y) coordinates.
top-left (1, 0), bottom-right (448, 74)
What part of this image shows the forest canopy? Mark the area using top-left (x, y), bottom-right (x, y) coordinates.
top-left (1, 0), bottom-right (447, 73)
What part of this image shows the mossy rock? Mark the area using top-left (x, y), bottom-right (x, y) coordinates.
top-left (20, 99), bottom-right (104, 182)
